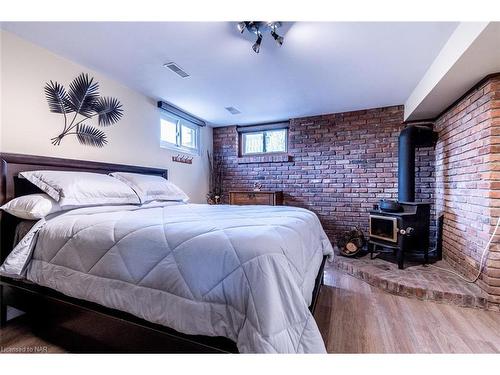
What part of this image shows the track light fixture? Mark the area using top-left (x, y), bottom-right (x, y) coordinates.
top-left (252, 32), bottom-right (263, 53)
top-left (270, 29), bottom-right (284, 46)
top-left (237, 22), bottom-right (246, 33)
top-left (236, 21), bottom-right (284, 54)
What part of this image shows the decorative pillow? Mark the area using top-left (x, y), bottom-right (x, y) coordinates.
top-left (0, 193), bottom-right (62, 219)
top-left (110, 172), bottom-right (189, 204)
top-left (19, 170), bottom-right (140, 208)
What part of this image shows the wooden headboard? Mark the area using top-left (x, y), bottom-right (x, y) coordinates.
top-left (0, 153), bottom-right (168, 261)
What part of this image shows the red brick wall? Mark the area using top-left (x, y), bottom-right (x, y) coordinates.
top-left (213, 105), bottom-right (435, 244)
top-left (434, 74), bottom-right (500, 307)
top-left (213, 76), bottom-right (500, 308)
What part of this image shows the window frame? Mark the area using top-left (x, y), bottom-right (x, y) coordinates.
top-left (239, 127), bottom-right (288, 156)
top-left (160, 113), bottom-right (201, 156)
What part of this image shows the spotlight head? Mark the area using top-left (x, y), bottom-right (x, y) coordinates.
top-left (237, 22), bottom-right (246, 33)
top-left (271, 29), bottom-right (284, 46)
top-left (252, 33), bottom-right (263, 53)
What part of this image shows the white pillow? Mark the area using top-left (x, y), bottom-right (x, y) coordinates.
top-left (110, 172), bottom-right (189, 204)
top-left (0, 193), bottom-right (62, 219)
top-left (19, 170), bottom-right (140, 208)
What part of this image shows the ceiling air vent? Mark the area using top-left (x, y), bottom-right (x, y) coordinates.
top-left (163, 62), bottom-right (190, 78)
top-left (225, 106), bottom-right (241, 115)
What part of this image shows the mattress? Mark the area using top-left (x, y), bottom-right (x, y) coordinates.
top-left (0, 202), bottom-right (333, 353)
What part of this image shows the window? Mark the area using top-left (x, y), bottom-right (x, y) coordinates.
top-left (160, 114), bottom-right (200, 155)
top-left (240, 127), bottom-right (288, 156)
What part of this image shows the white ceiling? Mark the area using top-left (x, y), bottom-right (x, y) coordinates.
top-left (1, 22), bottom-right (458, 126)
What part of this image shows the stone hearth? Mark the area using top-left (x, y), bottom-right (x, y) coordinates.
top-left (327, 252), bottom-right (496, 311)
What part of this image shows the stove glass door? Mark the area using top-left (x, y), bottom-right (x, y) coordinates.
top-left (369, 215), bottom-right (398, 243)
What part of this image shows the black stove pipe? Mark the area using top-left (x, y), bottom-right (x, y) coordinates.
top-left (398, 125), bottom-right (437, 202)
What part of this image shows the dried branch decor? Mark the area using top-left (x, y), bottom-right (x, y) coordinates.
top-left (207, 151), bottom-right (224, 204)
top-left (44, 73), bottom-right (123, 147)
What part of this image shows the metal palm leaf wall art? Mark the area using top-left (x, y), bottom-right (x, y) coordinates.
top-left (44, 73), bottom-right (124, 147)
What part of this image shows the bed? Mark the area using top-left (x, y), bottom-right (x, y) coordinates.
top-left (0, 153), bottom-right (333, 353)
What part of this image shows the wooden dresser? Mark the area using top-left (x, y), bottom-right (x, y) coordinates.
top-left (229, 191), bottom-right (283, 206)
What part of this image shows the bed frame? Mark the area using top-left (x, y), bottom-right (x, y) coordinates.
top-left (0, 152), bottom-right (327, 353)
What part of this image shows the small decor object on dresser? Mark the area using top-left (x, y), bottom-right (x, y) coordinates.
top-left (44, 73), bottom-right (123, 147)
top-left (253, 182), bottom-right (262, 191)
top-left (338, 227), bottom-right (366, 257)
top-left (229, 191), bottom-right (283, 206)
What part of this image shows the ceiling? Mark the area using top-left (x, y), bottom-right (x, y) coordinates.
top-left (1, 22), bottom-right (458, 126)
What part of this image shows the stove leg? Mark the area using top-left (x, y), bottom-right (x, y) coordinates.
top-left (397, 248), bottom-right (404, 269)
top-left (424, 248), bottom-right (429, 265)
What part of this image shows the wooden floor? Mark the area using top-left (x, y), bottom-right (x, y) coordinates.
top-left (2, 269), bottom-right (500, 353)
top-left (0, 316), bottom-right (66, 353)
top-left (317, 268), bottom-right (500, 353)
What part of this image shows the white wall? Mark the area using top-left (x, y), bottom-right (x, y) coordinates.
top-left (0, 30), bottom-right (212, 203)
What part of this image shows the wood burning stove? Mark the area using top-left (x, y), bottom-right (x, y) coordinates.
top-left (368, 124), bottom-right (437, 269)
top-left (369, 202), bottom-right (430, 269)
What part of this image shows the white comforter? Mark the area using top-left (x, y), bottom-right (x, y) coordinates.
top-left (1, 202), bottom-right (333, 353)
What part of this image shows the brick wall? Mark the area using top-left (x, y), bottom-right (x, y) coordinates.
top-left (213, 76), bottom-right (500, 308)
top-left (213, 105), bottom-right (435, 244)
top-left (434, 74), bottom-right (500, 307)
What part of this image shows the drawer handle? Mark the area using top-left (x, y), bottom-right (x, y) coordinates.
top-left (247, 193), bottom-right (256, 198)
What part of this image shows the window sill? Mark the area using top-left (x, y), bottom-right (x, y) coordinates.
top-left (237, 154), bottom-right (293, 164)
top-left (160, 142), bottom-right (200, 156)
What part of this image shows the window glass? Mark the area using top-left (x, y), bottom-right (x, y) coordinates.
top-left (160, 115), bottom-right (200, 155)
top-left (265, 129), bottom-right (287, 153)
top-left (160, 118), bottom-right (177, 145)
top-left (181, 123), bottom-right (197, 149)
top-left (241, 128), bottom-right (287, 155)
top-left (244, 132), bottom-right (264, 154)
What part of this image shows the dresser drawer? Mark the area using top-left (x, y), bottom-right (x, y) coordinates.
top-left (229, 191), bottom-right (283, 206)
